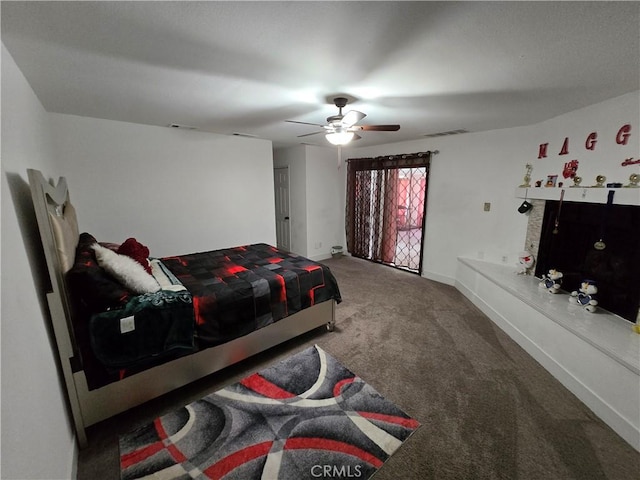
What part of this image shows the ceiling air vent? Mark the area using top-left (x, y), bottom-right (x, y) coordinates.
top-left (169, 123), bottom-right (198, 130)
top-left (423, 129), bottom-right (468, 138)
top-left (232, 132), bottom-right (259, 138)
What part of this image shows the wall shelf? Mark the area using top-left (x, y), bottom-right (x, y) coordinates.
top-left (515, 186), bottom-right (640, 206)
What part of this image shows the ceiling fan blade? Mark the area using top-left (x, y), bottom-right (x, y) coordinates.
top-left (358, 124), bottom-right (401, 131)
top-left (286, 120), bottom-right (325, 127)
top-left (341, 110), bottom-right (366, 127)
top-left (352, 133), bottom-right (362, 141)
top-left (297, 131), bottom-right (324, 138)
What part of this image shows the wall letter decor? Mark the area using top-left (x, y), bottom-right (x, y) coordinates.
top-left (559, 137), bottom-right (570, 155)
top-left (538, 143), bottom-right (549, 159)
top-left (616, 124), bottom-right (631, 145)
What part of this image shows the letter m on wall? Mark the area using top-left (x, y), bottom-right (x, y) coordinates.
top-left (538, 143), bottom-right (549, 159)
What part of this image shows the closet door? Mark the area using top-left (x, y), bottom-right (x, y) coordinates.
top-left (274, 167), bottom-right (291, 251)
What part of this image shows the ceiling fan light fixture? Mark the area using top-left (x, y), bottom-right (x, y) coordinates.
top-left (287, 96), bottom-right (400, 145)
top-left (325, 130), bottom-right (354, 146)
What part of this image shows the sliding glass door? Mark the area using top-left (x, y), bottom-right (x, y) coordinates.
top-left (346, 152), bottom-right (431, 273)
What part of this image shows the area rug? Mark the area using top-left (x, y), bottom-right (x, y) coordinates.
top-left (119, 345), bottom-right (420, 479)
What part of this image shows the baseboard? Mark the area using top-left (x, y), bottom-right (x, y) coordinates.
top-left (422, 269), bottom-right (455, 286)
top-left (307, 252), bottom-right (333, 262)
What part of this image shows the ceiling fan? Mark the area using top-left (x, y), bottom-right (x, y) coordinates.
top-left (286, 97), bottom-right (400, 145)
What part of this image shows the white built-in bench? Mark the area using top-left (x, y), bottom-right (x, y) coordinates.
top-left (455, 257), bottom-right (640, 451)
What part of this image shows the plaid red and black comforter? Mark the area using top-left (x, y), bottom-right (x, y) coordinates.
top-left (161, 243), bottom-right (342, 348)
top-left (83, 243), bottom-right (340, 390)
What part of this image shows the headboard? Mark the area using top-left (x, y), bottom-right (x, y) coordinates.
top-left (27, 169), bottom-right (79, 356)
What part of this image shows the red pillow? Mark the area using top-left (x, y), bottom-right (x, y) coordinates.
top-left (117, 238), bottom-right (151, 273)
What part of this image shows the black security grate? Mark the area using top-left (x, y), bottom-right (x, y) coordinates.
top-left (346, 153), bottom-right (431, 274)
top-left (394, 167), bottom-right (428, 271)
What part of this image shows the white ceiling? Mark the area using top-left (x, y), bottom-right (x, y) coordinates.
top-left (2, 1), bottom-right (639, 149)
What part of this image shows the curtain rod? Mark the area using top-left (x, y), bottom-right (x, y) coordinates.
top-left (346, 150), bottom-right (438, 162)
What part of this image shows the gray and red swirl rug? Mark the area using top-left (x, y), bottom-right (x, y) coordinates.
top-left (119, 345), bottom-right (420, 479)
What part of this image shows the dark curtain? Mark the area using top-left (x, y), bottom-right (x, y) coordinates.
top-left (346, 152), bottom-right (431, 265)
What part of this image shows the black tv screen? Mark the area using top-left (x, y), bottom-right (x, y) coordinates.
top-left (535, 200), bottom-right (640, 323)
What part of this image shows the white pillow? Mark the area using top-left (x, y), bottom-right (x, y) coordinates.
top-left (92, 243), bottom-right (160, 294)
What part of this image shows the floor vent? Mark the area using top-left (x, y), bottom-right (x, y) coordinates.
top-left (423, 129), bottom-right (468, 138)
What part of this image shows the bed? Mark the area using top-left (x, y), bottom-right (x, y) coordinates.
top-left (27, 168), bottom-right (341, 448)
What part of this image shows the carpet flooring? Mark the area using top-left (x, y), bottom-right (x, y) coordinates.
top-left (77, 255), bottom-right (640, 480)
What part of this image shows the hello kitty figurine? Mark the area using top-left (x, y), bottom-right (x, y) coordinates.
top-left (539, 269), bottom-right (563, 293)
top-left (516, 251), bottom-right (535, 275)
top-left (569, 279), bottom-right (598, 313)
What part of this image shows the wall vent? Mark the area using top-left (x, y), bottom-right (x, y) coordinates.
top-left (423, 129), bottom-right (468, 138)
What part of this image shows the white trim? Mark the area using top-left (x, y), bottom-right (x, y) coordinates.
top-left (422, 269), bottom-right (455, 286)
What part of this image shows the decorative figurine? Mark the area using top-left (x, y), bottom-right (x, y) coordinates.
top-left (562, 160), bottom-right (579, 179)
top-left (539, 269), bottom-right (563, 293)
top-left (569, 280), bottom-right (598, 313)
top-left (624, 173), bottom-right (639, 188)
top-left (570, 176), bottom-right (582, 187)
top-left (593, 175), bottom-right (606, 187)
top-left (535, 180), bottom-right (542, 187)
top-left (516, 251), bottom-right (535, 275)
top-left (519, 163), bottom-right (533, 188)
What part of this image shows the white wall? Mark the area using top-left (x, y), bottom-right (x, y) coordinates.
top-left (273, 145), bottom-right (345, 260)
top-left (2, 44), bottom-right (278, 478)
top-left (49, 114), bottom-right (277, 257)
top-left (532, 91), bottom-right (638, 186)
top-left (1, 44), bottom-right (77, 480)
top-left (348, 130), bottom-right (531, 284)
top-left (304, 146), bottom-right (344, 261)
top-left (348, 90), bottom-right (639, 284)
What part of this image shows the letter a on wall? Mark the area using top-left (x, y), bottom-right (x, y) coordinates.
top-left (559, 137), bottom-right (569, 155)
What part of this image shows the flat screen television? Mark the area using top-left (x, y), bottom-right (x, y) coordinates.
top-left (535, 199), bottom-right (640, 323)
